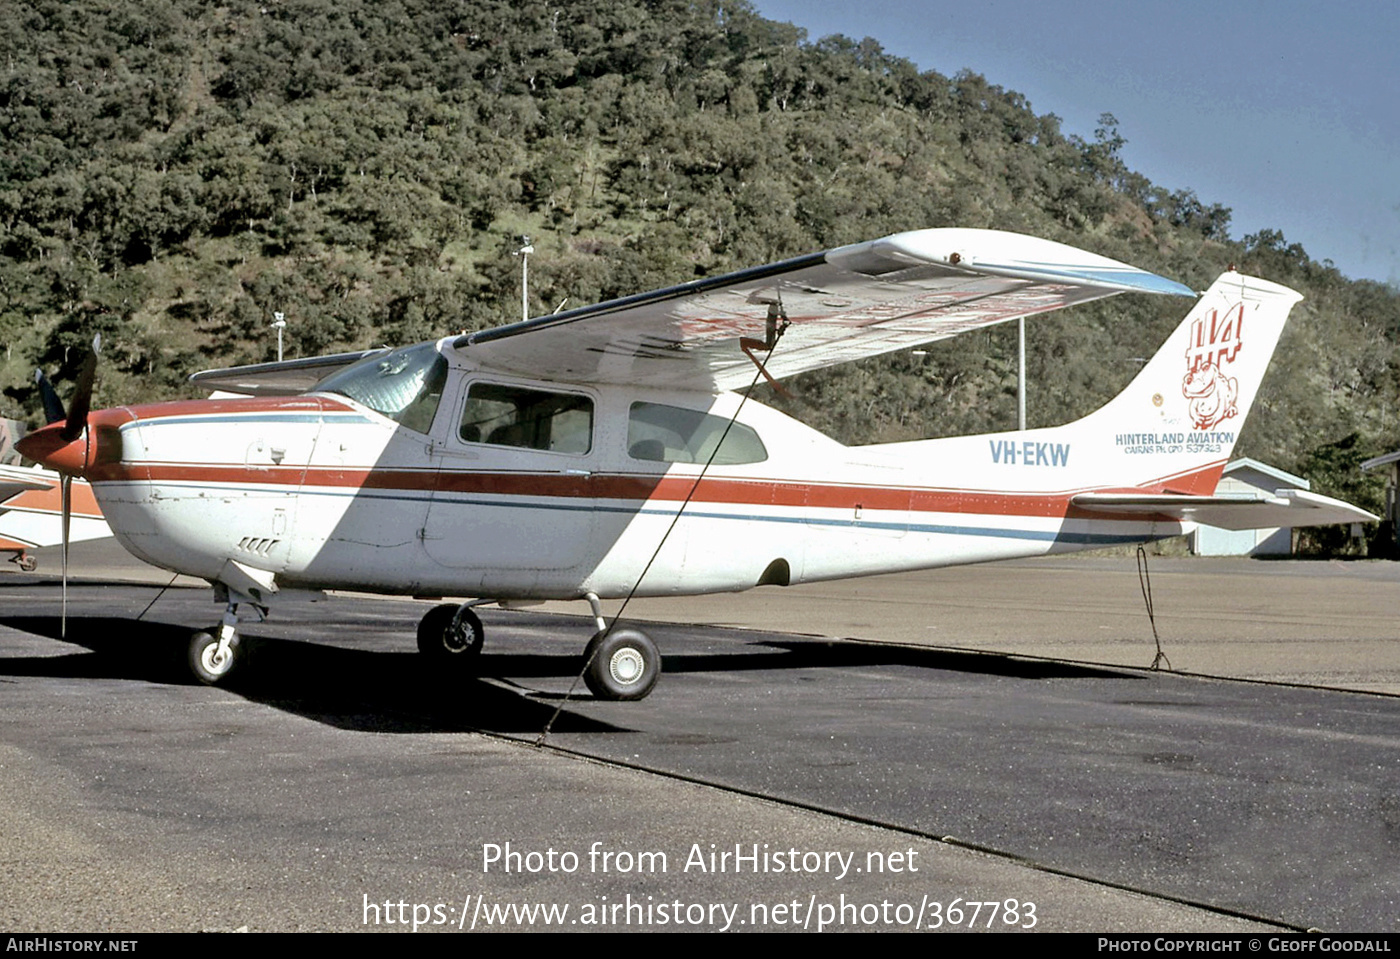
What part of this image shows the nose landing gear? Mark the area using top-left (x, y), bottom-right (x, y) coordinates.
top-left (186, 596), bottom-right (264, 686)
top-left (189, 628), bottom-right (237, 684)
top-left (188, 601), bottom-right (246, 685)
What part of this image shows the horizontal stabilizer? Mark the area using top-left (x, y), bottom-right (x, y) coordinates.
top-left (0, 463), bottom-right (59, 499)
top-left (1072, 489), bottom-right (1377, 531)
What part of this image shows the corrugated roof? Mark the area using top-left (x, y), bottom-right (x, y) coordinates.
top-left (1223, 457), bottom-right (1310, 490)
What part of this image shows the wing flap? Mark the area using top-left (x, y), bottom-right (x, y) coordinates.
top-left (1072, 489), bottom-right (1377, 530)
top-left (454, 228), bottom-right (1195, 391)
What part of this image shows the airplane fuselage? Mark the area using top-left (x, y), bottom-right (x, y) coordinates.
top-left (81, 349), bottom-right (1197, 604)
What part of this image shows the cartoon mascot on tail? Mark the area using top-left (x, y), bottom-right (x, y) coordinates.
top-left (1182, 357), bottom-right (1238, 430)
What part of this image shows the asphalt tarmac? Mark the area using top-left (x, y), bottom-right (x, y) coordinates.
top-left (2, 542), bottom-right (1398, 932)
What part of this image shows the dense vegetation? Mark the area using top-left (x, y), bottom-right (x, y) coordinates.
top-left (2, 0), bottom-right (1397, 549)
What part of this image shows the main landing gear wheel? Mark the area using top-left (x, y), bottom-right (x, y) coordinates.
top-left (417, 604), bottom-right (484, 664)
top-left (16, 555), bottom-right (37, 572)
top-left (189, 629), bottom-right (237, 685)
top-left (583, 628), bottom-right (659, 701)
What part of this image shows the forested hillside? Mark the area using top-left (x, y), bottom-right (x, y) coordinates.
top-left (3, 0), bottom-right (1398, 540)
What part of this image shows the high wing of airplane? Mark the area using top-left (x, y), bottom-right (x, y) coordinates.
top-left (15, 228), bottom-right (1375, 700)
top-left (0, 464), bottom-right (110, 571)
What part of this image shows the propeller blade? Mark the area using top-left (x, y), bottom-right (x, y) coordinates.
top-left (61, 473), bottom-right (71, 639)
top-left (61, 336), bottom-right (101, 443)
top-left (34, 369), bottom-right (66, 425)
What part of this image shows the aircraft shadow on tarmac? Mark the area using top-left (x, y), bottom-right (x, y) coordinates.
top-left (0, 614), bottom-right (635, 735)
top-left (667, 640), bottom-right (1135, 680)
top-left (2, 612), bottom-right (1136, 733)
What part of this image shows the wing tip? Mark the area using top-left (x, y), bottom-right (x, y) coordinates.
top-left (832, 228), bottom-right (1195, 297)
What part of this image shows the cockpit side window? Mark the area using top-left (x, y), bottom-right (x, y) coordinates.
top-left (461, 382), bottom-right (593, 454)
top-left (627, 402), bottom-right (767, 465)
top-left (314, 342), bottom-right (449, 434)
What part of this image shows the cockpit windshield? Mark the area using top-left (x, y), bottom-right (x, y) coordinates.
top-left (314, 341), bottom-right (449, 434)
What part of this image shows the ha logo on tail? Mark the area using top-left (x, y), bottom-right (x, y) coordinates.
top-left (1183, 302), bottom-right (1243, 430)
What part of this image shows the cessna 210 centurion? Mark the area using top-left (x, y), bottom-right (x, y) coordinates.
top-left (2, 410), bottom-right (110, 571)
top-left (16, 228), bottom-right (1372, 700)
top-left (0, 464), bottom-right (108, 571)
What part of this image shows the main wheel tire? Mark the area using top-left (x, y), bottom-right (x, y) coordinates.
top-left (583, 628), bottom-right (659, 701)
top-left (189, 630), bottom-right (237, 685)
top-left (417, 604), bottom-right (484, 663)
top-left (17, 555), bottom-right (36, 572)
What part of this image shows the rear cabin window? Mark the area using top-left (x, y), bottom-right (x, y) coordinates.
top-left (627, 402), bottom-right (767, 465)
top-left (460, 383), bottom-right (593, 454)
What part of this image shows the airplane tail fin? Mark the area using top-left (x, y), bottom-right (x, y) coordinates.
top-left (1076, 270), bottom-right (1303, 494)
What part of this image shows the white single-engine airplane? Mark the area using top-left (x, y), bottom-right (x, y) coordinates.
top-left (0, 465), bottom-right (109, 571)
top-left (16, 229), bottom-right (1373, 699)
top-left (0, 419), bottom-right (110, 570)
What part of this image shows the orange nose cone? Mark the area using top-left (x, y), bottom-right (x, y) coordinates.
top-left (15, 408), bottom-right (131, 477)
top-left (15, 422), bottom-right (90, 474)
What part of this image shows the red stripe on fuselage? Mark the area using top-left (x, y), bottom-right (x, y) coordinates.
top-left (101, 460), bottom-right (1225, 522)
top-left (119, 395), bottom-right (353, 419)
top-left (97, 394), bottom-right (1224, 518)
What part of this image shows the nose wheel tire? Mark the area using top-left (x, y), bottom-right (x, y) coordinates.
top-left (417, 604), bottom-right (484, 663)
top-left (189, 630), bottom-right (237, 685)
top-left (583, 628), bottom-right (659, 701)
